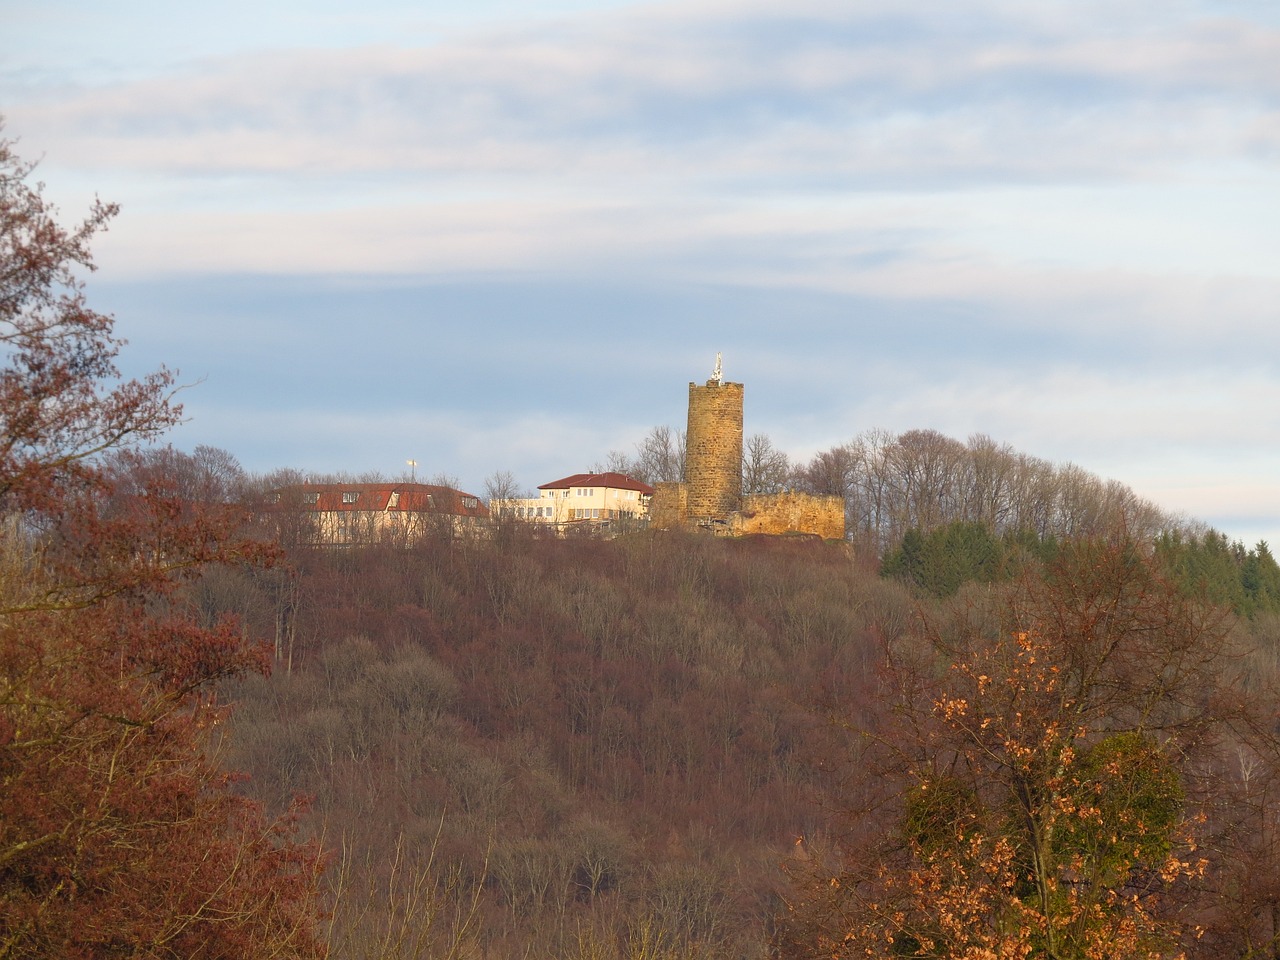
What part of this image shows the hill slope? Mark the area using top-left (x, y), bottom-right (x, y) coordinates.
top-left (219, 533), bottom-right (903, 958)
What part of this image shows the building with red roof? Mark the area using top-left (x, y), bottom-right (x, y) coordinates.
top-left (263, 481), bottom-right (488, 545)
top-left (495, 471), bottom-right (654, 529)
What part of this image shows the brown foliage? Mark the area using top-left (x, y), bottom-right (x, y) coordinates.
top-left (778, 538), bottom-right (1279, 960)
top-left (219, 531), bottom-right (897, 957)
top-left (0, 130), bottom-right (324, 957)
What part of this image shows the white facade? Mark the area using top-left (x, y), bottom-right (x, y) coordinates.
top-left (495, 472), bottom-right (654, 526)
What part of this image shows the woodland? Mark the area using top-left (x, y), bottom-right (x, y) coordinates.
top-left (5, 125), bottom-right (1280, 960)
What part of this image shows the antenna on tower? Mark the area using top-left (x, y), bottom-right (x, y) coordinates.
top-left (406, 459), bottom-right (417, 482)
top-left (712, 352), bottom-right (723, 384)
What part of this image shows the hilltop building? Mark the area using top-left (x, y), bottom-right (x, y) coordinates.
top-left (496, 472), bottom-right (654, 530)
top-left (263, 481), bottom-right (488, 545)
top-left (650, 356), bottom-right (845, 540)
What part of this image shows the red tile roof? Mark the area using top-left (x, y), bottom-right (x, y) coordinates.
top-left (537, 472), bottom-right (655, 495)
top-left (268, 483), bottom-right (489, 517)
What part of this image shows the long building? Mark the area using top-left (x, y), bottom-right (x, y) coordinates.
top-left (262, 481), bottom-right (489, 544)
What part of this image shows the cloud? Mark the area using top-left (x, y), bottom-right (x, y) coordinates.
top-left (88, 188), bottom-right (1280, 361)
top-left (10, 1), bottom-right (1278, 185)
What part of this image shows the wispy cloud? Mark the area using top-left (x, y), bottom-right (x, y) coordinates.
top-left (12, 2), bottom-right (1278, 183)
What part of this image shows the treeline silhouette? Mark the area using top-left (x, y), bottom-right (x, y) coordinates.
top-left (791, 428), bottom-right (1177, 553)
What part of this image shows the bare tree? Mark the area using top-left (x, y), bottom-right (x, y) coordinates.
top-left (484, 470), bottom-right (524, 515)
top-left (629, 426), bottom-right (685, 485)
top-left (595, 449), bottom-right (636, 475)
top-left (795, 443), bottom-right (858, 499)
top-left (741, 433), bottom-right (791, 495)
top-left (961, 433), bottom-right (1017, 527)
top-left (884, 428), bottom-right (966, 535)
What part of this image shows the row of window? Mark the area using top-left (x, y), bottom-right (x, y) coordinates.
top-left (550, 488), bottom-right (640, 500)
top-left (274, 491), bottom-right (462, 509)
top-left (516, 507), bottom-right (608, 520)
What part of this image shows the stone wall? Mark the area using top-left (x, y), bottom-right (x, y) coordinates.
top-left (647, 373), bottom-right (845, 541)
top-left (733, 492), bottom-right (846, 541)
top-left (649, 481), bottom-right (688, 530)
top-left (685, 380), bottom-right (743, 522)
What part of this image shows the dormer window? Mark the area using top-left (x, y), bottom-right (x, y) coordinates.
top-left (342, 491), bottom-right (359, 504)
top-left (303, 492), bottom-right (319, 505)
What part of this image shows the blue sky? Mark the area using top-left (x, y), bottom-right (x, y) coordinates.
top-left (3, 0), bottom-right (1278, 544)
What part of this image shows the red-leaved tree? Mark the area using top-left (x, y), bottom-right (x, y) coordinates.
top-left (778, 537), bottom-right (1274, 960)
top-left (0, 129), bottom-right (325, 957)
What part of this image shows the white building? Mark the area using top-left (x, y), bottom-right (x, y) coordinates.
top-left (498, 472), bottom-right (655, 528)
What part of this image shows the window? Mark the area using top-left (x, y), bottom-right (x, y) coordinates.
top-left (303, 492), bottom-right (319, 505)
top-left (592, 508), bottom-right (600, 519)
top-left (462, 496), bottom-right (479, 510)
top-left (342, 491), bottom-right (359, 504)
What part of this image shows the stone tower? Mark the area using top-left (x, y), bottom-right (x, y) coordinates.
top-left (684, 358), bottom-right (743, 523)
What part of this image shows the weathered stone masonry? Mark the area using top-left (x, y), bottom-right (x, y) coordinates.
top-left (734, 491), bottom-right (846, 541)
top-left (685, 379), bottom-right (744, 522)
top-left (650, 363), bottom-right (846, 541)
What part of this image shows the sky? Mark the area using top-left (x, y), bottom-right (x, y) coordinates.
top-left (2, 0), bottom-right (1278, 545)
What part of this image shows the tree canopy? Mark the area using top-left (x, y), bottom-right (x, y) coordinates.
top-left (0, 129), bottom-right (324, 958)
top-left (780, 537), bottom-right (1280, 959)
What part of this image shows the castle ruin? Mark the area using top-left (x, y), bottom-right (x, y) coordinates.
top-left (650, 357), bottom-right (845, 540)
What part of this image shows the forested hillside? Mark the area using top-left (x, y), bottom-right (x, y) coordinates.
top-left (217, 532), bottom-right (901, 959)
top-left (203, 507), bottom-right (1280, 959)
